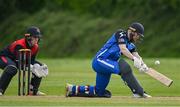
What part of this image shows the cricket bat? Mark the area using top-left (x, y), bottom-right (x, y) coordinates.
top-left (145, 68), bottom-right (173, 87)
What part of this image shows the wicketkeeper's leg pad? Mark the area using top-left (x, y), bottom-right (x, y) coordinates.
top-left (30, 73), bottom-right (42, 95)
top-left (0, 65), bottom-right (17, 94)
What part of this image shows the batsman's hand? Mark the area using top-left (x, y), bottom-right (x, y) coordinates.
top-left (138, 58), bottom-right (149, 72)
top-left (139, 63), bottom-right (149, 73)
top-left (139, 57), bottom-right (147, 66)
top-left (133, 56), bottom-right (142, 69)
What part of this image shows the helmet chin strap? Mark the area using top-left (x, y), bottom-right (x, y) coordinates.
top-left (129, 32), bottom-right (135, 42)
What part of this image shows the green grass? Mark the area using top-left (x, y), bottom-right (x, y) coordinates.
top-left (0, 58), bottom-right (180, 106)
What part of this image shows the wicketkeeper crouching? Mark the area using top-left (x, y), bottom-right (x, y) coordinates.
top-left (29, 62), bottom-right (49, 95)
top-left (0, 26), bottom-right (48, 96)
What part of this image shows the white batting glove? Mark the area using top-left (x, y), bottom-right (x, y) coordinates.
top-left (139, 57), bottom-right (144, 64)
top-left (139, 63), bottom-right (149, 73)
top-left (133, 56), bottom-right (142, 69)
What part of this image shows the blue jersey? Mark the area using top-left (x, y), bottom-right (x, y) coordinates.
top-left (95, 30), bottom-right (136, 61)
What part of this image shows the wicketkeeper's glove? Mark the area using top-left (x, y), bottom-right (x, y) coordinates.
top-left (31, 63), bottom-right (48, 78)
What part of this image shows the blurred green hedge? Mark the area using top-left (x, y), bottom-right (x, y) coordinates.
top-left (0, 0), bottom-right (180, 58)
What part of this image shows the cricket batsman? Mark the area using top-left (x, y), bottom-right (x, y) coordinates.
top-left (0, 26), bottom-right (48, 96)
top-left (66, 22), bottom-right (151, 98)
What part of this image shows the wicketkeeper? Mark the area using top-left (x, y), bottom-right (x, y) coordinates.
top-left (0, 26), bottom-right (48, 96)
top-left (66, 22), bottom-right (151, 98)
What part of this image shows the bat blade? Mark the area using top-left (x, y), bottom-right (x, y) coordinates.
top-left (145, 68), bottom-right (173, 87)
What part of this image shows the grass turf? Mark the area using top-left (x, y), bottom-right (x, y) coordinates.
top-left (0, 58), bottom-right (180, 106)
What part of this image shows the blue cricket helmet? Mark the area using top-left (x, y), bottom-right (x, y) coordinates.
top-left (26, 26), bottom-right (42, 38)
top-left (129, 22), bottom-right (144, 37)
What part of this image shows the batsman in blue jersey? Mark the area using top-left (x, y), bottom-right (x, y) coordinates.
top-left (66, 22), bottom-right (151, 98)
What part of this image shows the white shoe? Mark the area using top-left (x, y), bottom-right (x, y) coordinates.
top-left (133, 93), bottom-right (142, 98)
top-left (143, 93), bottom-right (152, 98)
top-left (65, 83), bottom-right (73, 97)
top-left (133, 93), bottom-right (152, 98)
top-left (36, 91), bottom-right (46, 96)
top-left (0, 92), bottom-right (3, 96)
top-left (29, 90), bottom-right (46, 96)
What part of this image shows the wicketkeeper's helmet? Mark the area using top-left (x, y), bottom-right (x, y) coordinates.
top-left (26, 26), bottom-right (42, 38)
top-left (25, 26), bottom-right (42, 47)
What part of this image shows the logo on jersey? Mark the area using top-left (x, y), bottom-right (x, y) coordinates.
top-left (36, 28), bottom-right (40, 33)
top-left (119, 32), bottom-right (124, 37)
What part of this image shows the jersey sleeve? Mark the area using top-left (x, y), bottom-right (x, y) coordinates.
top-left (128, 43), bottom-right (137, 53)
top-left (114, 30), bottom-right (126, 44)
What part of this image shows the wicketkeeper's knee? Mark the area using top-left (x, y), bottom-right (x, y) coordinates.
top-left (4, 65), bottom-right (17, 76)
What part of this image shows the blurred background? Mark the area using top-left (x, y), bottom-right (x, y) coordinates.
top-left (0, 0), bottom-right (180, 58)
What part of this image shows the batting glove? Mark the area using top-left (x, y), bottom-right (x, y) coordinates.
top-left (139, 63), bottom-right (149, 73)
top-left (133, 56), bottom-right (142, 69)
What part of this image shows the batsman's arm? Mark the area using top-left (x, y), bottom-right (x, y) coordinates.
top-left (119, 44), bottom-right (142, 69)
top-left (119, 44), bottom-right (134, 60)
top-left (132, 52), bottom-right (142, 60)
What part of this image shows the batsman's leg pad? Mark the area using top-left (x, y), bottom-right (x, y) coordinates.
top-left (75, 89), bottom-right (111, 98)
top-left (79, 86), bottom-right (85, 93)
top-left (70, 85), bottom-right (97, 97)
top-left (118, 59), bottom-right (144, 96)
top-left (118, 59), bottom-right (132, 75)
top-left (0, 65), bottom-right (17, 94)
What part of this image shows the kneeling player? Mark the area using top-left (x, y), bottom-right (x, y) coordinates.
top-left (66, 22), bottom-right (151, 98)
